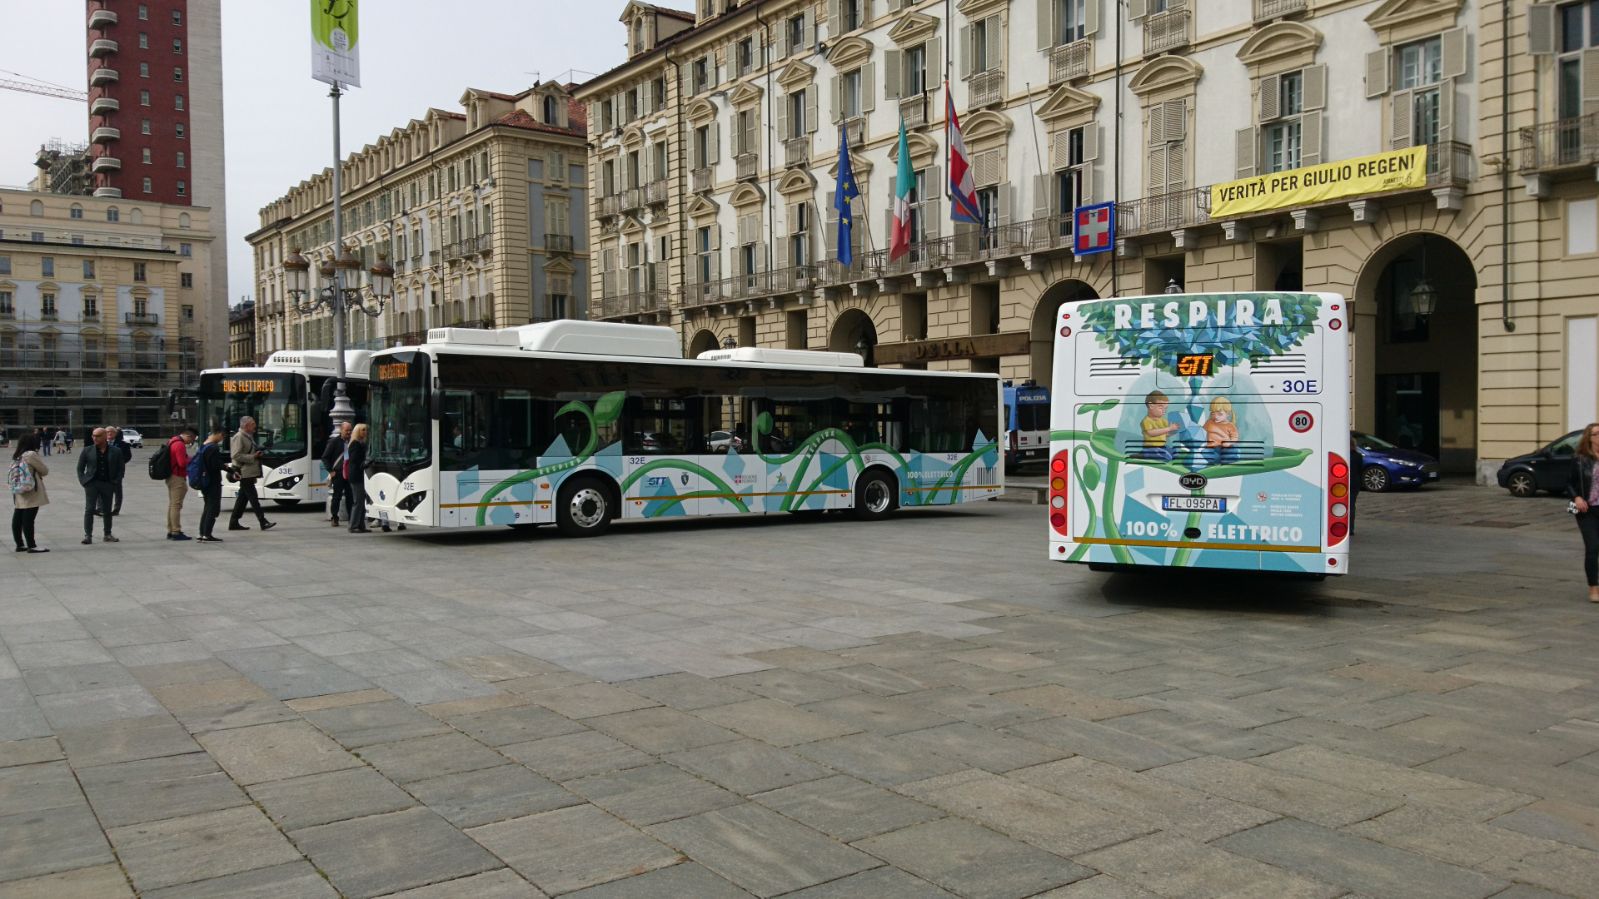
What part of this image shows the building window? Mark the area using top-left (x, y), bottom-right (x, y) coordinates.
top-left (69, 205), bottom-right (83, 219)
top-left (1395, 36), bottom-right (1443, 151)
top-left (30, 231), bottom-right (43, 242)
top-left (180, 242), bottom-right (192, 257)
top-left (787, 14), bottom-right (805, 54)
top-left (143, 177), bottom-right (153, 193)
top-left (697, 226), bottom-right (714, 283)
top-left (142, 148), bottom-right (152, 164)
top-left (543, 95), bottom-right (558, 124)
top-left (181, 272), bottom-right (193, 288)
top-left (1054, 126), bottom-right (1087, 226)
top-left (176, 151), bottom-right (185, 168)
top-left (842, 0), bottom-right (862, 32)
top-left (176, 181), bottom-right (186, 196)
top-left (41, 257), bottom-right (54, 277)
top-left (141, 119), bottom-right (152, 135)
top-left (41, 293), bottom-right (56, 317)
top-left (0, 290), bottom-right (10, 313)
top-left (175, 94), bottom-right (184, 111)
top-left (29, 200), bottom-right (42, 216)
top-left (106, 208), bottom-right (118, 222)
top-left (737, 36), bottom-right (756, 75)
top-left (788, 90), bottom-right (807, 138)
top-left (176, 123), bottom-right (185, 139)
top-left (140, 62), bottom-right (149, 77)
top-left (134, 298), bottom-right (147, 316)
top-left (550, 294), bottom-right (568, 319)
top-left (1264, 71), bottom-right (1304, 173)
top-left (843, 68), bottom-right (863, 118)
top-left (140, 89), bottom-right (150, 106)
top-left (172, 9), bottom-right (182, 25)
top-left (83, 295), bottom-right (97, 316)
top-left (173, 38), bottom-right (182, 53)
top-left (790, 202), bottom-right (810, 267)
top-left (174, 67), bottom-right (183, 82)
top-left (72, 235), bottom-right (84, 246)
top-left (138, 32), bottom-right (148, 49)
top-left (0, 256), bottom-right (8, 275)
top-left (1058, 0), bottom-right (1088, 44)
top-left (83, 260), bottom-right (95, 279)
top-left (134, 262), bottom-right (146, 282)
top-left (971, 16), bottom-right (998, 73)
top-left (182, 304), bottom-right (193, 321)
top-left (692, 57), bottom-right (709, 93)
top-left (138, 4), bottom-right (147, 19)
top-left (905, 44), bottom-right (927, 96)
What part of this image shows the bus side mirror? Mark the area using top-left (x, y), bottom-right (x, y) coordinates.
top-left (430, 389), bottom-right (442, 421)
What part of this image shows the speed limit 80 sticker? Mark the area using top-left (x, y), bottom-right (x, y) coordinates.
top-left (1288, 410), bottom-right (1315, 433)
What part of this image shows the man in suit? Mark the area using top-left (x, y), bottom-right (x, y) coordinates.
top-left (322, 421), bottom-right (353, 527)
top-left (227, 416), bottom-right (276, 532)
top-left (76, 427), bottom-right (123, 545)
top-left (105, 426), bottom-right (132, 515)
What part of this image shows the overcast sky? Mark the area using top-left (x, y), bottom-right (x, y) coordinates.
top-left (0, 0), bottom-right (633, 307)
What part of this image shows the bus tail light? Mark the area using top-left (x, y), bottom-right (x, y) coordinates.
top-left (1327, 452), bottom-right (1350, 546)
top-left (1049, 451), bottom-right (1069, 536)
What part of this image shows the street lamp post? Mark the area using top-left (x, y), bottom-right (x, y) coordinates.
top-left (281, 85), bottom-right (394, 426)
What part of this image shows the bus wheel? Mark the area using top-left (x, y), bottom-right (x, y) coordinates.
top-left (556, 477), bottom-right (614, 538)
top-left (272, 499), bottom-right (300, 507)
top-left (852, 470), bottom-right (897, 521)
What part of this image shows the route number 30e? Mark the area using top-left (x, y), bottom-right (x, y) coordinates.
top-left (1279, 379), bottom-right (1319, 393)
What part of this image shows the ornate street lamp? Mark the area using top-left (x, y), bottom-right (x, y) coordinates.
top-left (1409, 237), bottom-right (1438, 319)
top-left (281, 244), bottom-right (394, 424)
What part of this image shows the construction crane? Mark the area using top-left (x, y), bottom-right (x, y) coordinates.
top-left (0, 71), bottom-right (87, 103)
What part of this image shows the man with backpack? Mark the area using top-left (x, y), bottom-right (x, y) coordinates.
top-left (191, 428), bottom-right (227, 543)
top-left (155, 428), bottom-right (197, 541)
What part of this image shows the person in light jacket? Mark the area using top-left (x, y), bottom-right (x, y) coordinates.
top-left (226, 416), bottom-right (275, 532)
top-left (11, 433), bottom-right (49, 553)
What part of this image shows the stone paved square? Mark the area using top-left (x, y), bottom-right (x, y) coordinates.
top-left (3, 478), bottom-right (1599, 895)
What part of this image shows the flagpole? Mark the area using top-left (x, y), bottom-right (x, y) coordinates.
top-left (944, 0), bottom-right (953, 206)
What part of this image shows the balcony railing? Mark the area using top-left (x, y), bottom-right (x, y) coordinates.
top-left (785, 138), bottom-right (810, 169)
top-left (1118, 186), bottom-right (1211, 237)
top-left (621, 187), bottom-right (644, 211)
top-left (0, 310), bottom-right (13, 320)
top-left (645, 179), bottom-right (670, 206)
top-left (90, 67), bottom-right (118, 86)
top-left (692, 167), bottom-right (713, 193)
top-left (1254, 0), bottom-right (1308, 21)
top-left (40, 310), bottom-right (58, 322)
top-left (90, 38), bottom-right (118, 57)
top-left (600, 194), bottom-right (623, 217)
top-left (1424, 140), bottom-right (1473, 188)
top-left (736, 152), bottom-right (759, 182)
top-left (80, 310), bottom-right (100, 322)
top-left (546, 233), bottom-right (574, 253)
top-left (90, 96), bottom-right (119, 116)
top-left (899, 94), bottom-right (928, 129)
top-left (844, 117), bottom-right (866, 148)
top-left (1145, 9), bottom-right (1191, 55)
top-left (1049, 41), bottom-right (1093, 85)
top-left (125, 312), bottom-right (159, 326)
top-left (474, 233), bottom-right (494, 255)
top-left (968, 70), bottom-right (1004, 108)
top-left (597, 290), bottom-right (669, 319)
top-left (1520, 115), bottom-right (1599, 173)
top-left (91, 155), bottom-right (120, 172)
top-left (411, 253), bottom-right (422, 266)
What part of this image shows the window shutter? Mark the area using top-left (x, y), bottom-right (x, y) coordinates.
top-left (806, 87), bottom-right (820, 133)
top-left (827, 0), bottom-right (841, 37)
top-left (1302, 64), bottom-right (1327, 111)
top-left (1049, 130), bottom-right (1069, 169)
top-left (927, 41), bottom-right (941, 92)
top-left (1128, 0), bottom-right (1146, 19)
top-left (1258, 74), bottom-right (1281, 123)
top-left (1528, 3), bottom-right (1556, 55)
top-left (1438, 79), bottom-right (1456, 143)
top-left (960, 25), bottom-right (973, 77)
top-left (926, 166), bottom-right (942, 236)
top-left (1440, 27), bottom-right (1468, 80)
top-left (1163, 99), bottom-right (1187, 142)
top-left (710, 122), bottom-right (720, 161)
top-left (832, 75), bottom-right (844, 122)
top-left (1082, 124), bottom-right (1101, 162)
top-left (1584, 47), bottom-right (1599, 117)
top-left (1147, 106), bottom-right (1165, 146)
top-left (1166, 0), bottom-right (1187, 9)
top-left (985, 19), bottom-right (1003, 73)
top-left (997, 184), bottom-right (1013, 225)
top-left (885, 49), bottom-right (903, 101)
top-left (1037, 0), bottom-right (1054, 51)
top-left (777, 94), bottom-right (790, 142)
top-left (1390, 89), bottom-right (1414, 148)
top-left (1235, 127), bottom-right (1257, 178)
top-left (862, 62), bottom-right (877, 111)
top-left (1034, 173), bottom-right (1053, 217)
top-left (777, 22), bottom-right (790, 59)
top-left (1166, 143), bottom-right (1186, 190)
top-left (689, 132), bottom-right (700, 169)
top-left (804, 8), bottom-right (816, 48)
top-left (1085, 0), bottom-right (1100, 37)
top-left (1365, 48), bottom-right (1390, 99)
top-left (775, 226), bottom-right (789, 270)
top-left (1147, 145), bottom-right (1167, 194)
top-left (825, 189), bottom-right (838, 256)
top-left (1300, 111), bottom-right (1323, 166)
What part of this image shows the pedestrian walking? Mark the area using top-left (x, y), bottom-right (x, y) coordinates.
top-left (106, 427), bottom-right (132, 515)
top-left (346, 422), bottom-right (370, 533)
top-left (76, 427), bottom-right (122, 545)
top-left (193, 428), bottom-right (226, 543)
top-left (10, 433), bottom-right (49, 553)
top-left (227, 416), bottom-right (275, 532)
top-left (1567, 422), bottom-right (1599, 603)
top-left (322, 421), bottom-right (353, 527)
top-left (164, 428), bottom-right (197, 541)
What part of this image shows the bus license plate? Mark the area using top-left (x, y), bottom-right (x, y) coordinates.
top-left (1162, 495), bottom-right (1226, 513)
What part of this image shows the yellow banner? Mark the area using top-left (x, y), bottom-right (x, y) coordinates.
top-left (1210, 146), bottom-right (1428, 219)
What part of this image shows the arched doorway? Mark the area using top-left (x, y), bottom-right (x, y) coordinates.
top-left (1030, 279), bottom-right (1099, 387)
top-left (829, 309), bottom-right (878, 367)
top-left (1354, 234), bottom-right (1478, 474)
top-left (687, 329), bottom-right (719, 359)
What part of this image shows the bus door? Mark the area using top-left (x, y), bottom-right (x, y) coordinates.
top-left (626, 396), bottom-right (704, 520)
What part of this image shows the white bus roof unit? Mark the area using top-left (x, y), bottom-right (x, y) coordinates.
top-left (428, 321), bottom-right (683, 359)
top-left (696, 347), bottom-right (865, 368)
top-left (261, 349), bottom-right (373, 373)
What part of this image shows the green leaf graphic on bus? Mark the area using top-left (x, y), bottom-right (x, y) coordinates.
top-left (593, 391), bottom-right (626, 427)
top-left (1078, 292), bottom-right (1320, 375)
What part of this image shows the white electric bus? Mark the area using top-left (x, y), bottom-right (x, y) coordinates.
top-left (361, 321), bottom-right (1002, 536)
top-left (197, 350), bottom-right (372, 506)
top-left (1047, 291), bottom-right (1351, 576)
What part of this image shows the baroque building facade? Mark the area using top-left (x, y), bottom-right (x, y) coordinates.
top-left (247, 84), bottom-right (589, 360)
top-left (578, 0), bottom-right (1599, 481)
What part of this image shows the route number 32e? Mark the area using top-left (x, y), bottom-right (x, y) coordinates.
top-left (1279, 379), bottom-right (1319, 394)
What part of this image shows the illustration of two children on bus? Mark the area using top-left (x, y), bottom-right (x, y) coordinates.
top-left (1137, 390), bottom-right (1241, 466)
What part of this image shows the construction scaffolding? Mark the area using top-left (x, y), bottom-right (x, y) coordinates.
top-left (33, 139), bottom-right (93, 197)
top-left (0, 313), bottom-right (203, 438)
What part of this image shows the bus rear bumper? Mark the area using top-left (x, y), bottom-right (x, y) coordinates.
top-left (1049, 539), bottom-right (1348, 575)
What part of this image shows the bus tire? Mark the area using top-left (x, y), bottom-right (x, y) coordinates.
top-left (272, 499), bottom-right (301, 507)
top-left (852, 470), bottom-right (897, 521)
top-left (555, 476), bottom-right (615, 538)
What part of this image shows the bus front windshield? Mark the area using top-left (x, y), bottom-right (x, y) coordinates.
top-left (198, 372), bottom-right (307, 457)
top-left (368, 352), bottom-right (431, 472)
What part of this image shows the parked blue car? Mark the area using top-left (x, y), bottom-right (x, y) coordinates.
top-left (1353, 431), bottom-right (1440, 492)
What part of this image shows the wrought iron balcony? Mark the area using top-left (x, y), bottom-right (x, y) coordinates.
top-left (125, 312), bottom-right (159, 326)
top-left (1254, 0), bottom-right (1308, 22)
top-left (1118, 186), bottom-right (1211, 237)
top-left (1521, 116), bottom-right (1599, 174)
top-left (475, 233), bottom-right (494, 255)
top-left (1049, 40), bottom-right (1093, 85)
top-left (691, 167), bottom-right (713, 193)
top-left (784, 138), bottom-right (810, 168)
top-left (546, 233), bottom-right (574, 254)
top-left (80, 310), bottom-right (101, 321)
top-left (596, 289), bottom-right (669, 319)
top-left (736, 152), bottom-right (759, 182)
top-left (40, 310), bottom-right (58, 322)
top-left (599, 194), bottom-right (623, 217)
top-left (1424, 140), bottom-right (1473, 189)
top-left (968, 70), bottom-right (1004, 108)
top-left (1145, 9), bottom-right (1191, 55)
top-left (899, 94), bottom-right (928, 129)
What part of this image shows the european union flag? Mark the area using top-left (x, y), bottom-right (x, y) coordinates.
top-left (834, 125), bottom-right (859, 266)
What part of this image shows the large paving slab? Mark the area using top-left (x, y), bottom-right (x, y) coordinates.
top-left (3, 474), bottom-right (1599, 894)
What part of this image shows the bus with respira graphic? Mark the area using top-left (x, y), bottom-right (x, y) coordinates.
top-left (361, 321), bottom-right (1002, 536)
top-left (1047, 291), bottom-right (1351, 575)
top-left (196, 350), bottom-right (371, 506)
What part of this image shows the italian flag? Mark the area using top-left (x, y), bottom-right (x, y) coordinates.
top-left (889, 117), bottom-right (914, 262)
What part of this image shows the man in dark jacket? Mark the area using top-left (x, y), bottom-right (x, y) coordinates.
top-left (106, 426), bottom-right (133, 515)
top-left (322, 422), bottom-right (353, 527)
top-left (77, 427), bottom-right (124, 545)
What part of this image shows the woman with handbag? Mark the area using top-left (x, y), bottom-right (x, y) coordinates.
top-left (346, 423), bottom-right (371, 533)
top-left (1567, 422), bottom-right (1599, 603)
top-left (10, 433), bottom-right (49, 553)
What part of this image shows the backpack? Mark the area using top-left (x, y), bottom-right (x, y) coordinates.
top-left (148, 441), bottom-right (173, 480)
top-left (8, 458), bottom-right (35, 495)
top-left (187, 444), bottom-right (209, 490)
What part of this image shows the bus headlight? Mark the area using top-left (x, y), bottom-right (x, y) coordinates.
top-left (396, 491), bottom-right (428, 512)
top-left (265, 474), bottom-right (303, 491)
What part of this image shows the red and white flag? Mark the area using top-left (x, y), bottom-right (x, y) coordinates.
top-left (947, 82), bottom-right (981, 224)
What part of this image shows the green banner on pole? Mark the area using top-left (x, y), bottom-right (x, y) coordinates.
top-left (311, 0), bottom-right (360, 87)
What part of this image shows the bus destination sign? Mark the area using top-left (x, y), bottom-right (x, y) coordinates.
top-left (377, 362), bottom-right (411, 381)
top-left (221, 379), bottom-right (276, 394)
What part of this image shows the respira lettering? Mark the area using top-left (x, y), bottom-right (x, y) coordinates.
top-left (1112, 298), bottom-right (1285, 330)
